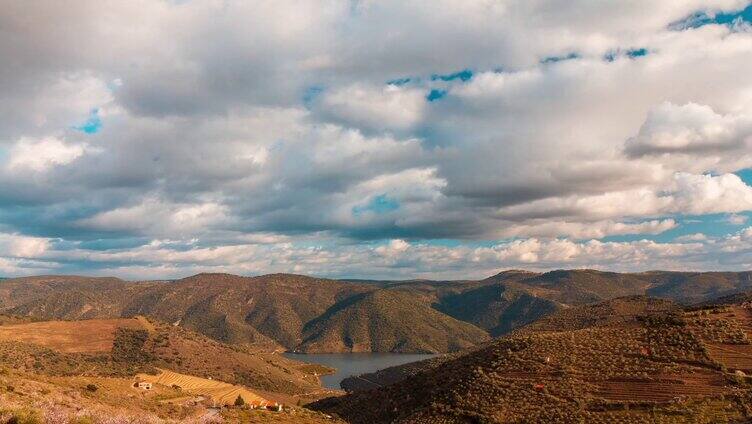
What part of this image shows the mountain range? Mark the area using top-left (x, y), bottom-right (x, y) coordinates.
top-left (1, 270), bottom-right (752, 353)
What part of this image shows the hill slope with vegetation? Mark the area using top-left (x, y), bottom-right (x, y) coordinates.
top-left (2, 270), bottom-right (752, 354)
top-left (298, 290), bottom-right (489, 353)
top-left (0, 315), bottom-right (325, 396)
top-left (314, 296), bottom-right (752, 423)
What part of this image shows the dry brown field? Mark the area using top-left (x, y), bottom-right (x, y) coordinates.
top-left (0, 318), bottom-right (146, 353)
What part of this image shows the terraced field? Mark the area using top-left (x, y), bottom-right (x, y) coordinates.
top-left (687, 305), bottom-right (752, 372)
top-left (594, 373), bottom-right (728, 402)
top-left (137, 369), bottom-right (271, 406)
top-left (314, 297), bottom-right (752, 423)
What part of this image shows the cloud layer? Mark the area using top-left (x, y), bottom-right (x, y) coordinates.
top-left (1, 0), bottom-right (752, 278)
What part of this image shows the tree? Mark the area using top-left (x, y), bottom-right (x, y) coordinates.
top-left (234, 395), bottom-right (245, 407)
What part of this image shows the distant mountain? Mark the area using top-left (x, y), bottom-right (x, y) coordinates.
top-left (3, 270), bottom-right (752, 354)
top-left (432, 269), bottom-right (752, 336)
top-left (0, 273), bottom-right (486, 353)
top-left (643, 271), bottom-right (752, 304)
top-left (313, 296), bottom-right (752, 423)
top-left (122, 273), bottom-right (372, 350)
top-left (435, 282), bottom-right (560, 336)
top-left (298, 290), bottom-right (489, 353)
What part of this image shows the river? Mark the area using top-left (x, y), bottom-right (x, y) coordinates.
top-left (283, 353), bottom-right (436, 390)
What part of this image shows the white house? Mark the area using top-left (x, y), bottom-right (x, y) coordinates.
top-left (137, 382), bottom-right (152, 390)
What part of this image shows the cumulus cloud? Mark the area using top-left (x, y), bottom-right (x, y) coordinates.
top-left (314, 84), bottom-right (427, 132)
top-left (6, 137), bottom-right (91, 172)
top-left (2, 229), bottom-right (751, 280)
top-left (669, 172), bottom-right (752, 214)
top-left (625, 102), bottom-right (752, 172)
top-left (77, 198), bottom-right (228, 237)
top-left (0, 233), bottom-right (50, 258)
top-left (1, 1), bottom-right (752, 278)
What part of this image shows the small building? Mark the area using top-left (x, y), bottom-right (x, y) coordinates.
top-left (137, 382), bottom-right (153, 390)
top-left (248, 400), bottom-right (269, 410)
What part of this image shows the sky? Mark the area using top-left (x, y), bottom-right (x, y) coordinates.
top-left (2, 1), bottom-right (752, 280)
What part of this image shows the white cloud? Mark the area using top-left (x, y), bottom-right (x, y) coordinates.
top-left (676, 233), bottom-right (709, 242)
top-left (78, 198), bottom-right (228, 237)
top-left (6, 137), bottom-right (91, 172)
top-left (669, 172), bottom-right (752, 215)
top-left (315, 84), bottom-right (427, 132)
top-left (498, 219), bottom-right (677, 240)
top-left (6, 228), bottom-right (752, 280)
top-left (0, 233), bottom-right (50, 258)
top-left (1, 1), bottom-right (752, 277)
top-left (625, 102), bottom-right (752, 173)
top-left (728, 214), bottom-right (749, 225)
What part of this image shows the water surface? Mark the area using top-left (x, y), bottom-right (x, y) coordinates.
top-left (284, 353), bottom-right (436, 390)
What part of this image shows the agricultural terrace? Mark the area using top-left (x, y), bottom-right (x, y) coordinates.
top-left (137, 369), bottom-right (271, 407)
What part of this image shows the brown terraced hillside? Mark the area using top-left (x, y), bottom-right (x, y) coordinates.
top-left (314, 295), bottom-right (752, 423)
top-left (0, 314), bottom-right (339, 423)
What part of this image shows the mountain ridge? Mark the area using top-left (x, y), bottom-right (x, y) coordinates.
top-left (3, 269), bottom-right (752, 353)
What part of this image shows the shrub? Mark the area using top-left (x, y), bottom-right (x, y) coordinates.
top-left (111, 328), bottom-right (151, 363)
top-left (234, 395), bottom-right (245, 406)
top-left (85, 383), bottom-right (98, 392)
top-left (0, 407), bottom-right (43, 424)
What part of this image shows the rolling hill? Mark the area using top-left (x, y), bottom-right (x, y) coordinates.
top-left (298, 290), bottom-right (489, 353)
top-left (313, 296), bottom-right (752, 423)
top-left (435, 282), bottom-right (560, 336)
top-left (337, 296), bottom-right (679, 393)
top-left (0, 315), bottom-right (326, 396)
top-left (0, 314), bottom-right (343, 423)
top-left (3, 270), bottom-right (752, 354)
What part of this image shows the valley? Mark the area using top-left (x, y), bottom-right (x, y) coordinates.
top-left (3, 270), bottom-right (752, 422)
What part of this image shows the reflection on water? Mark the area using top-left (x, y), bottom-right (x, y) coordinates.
top-left (283, 353), bottom-right (436, 390)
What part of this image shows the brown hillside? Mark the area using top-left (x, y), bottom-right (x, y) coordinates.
top-left (339, 296), bottom-right (677, 393)
top-left (121, 273), bottom-right (374, 350)
top-left (0, 369), bottom-right (342, 423)
top-left (314, 297), bottom-right (752, 423)
top-left (436, 283), bottom-right (560, 336)
top-left (644, 271), bottom-right (752, 305)
top-left (298, 290), bottom-right (489, 353)
top-left (0, 318), bottom-right (145, 353)
top-left (4, 270), bottom-right (752, 354)
top-left (0, 315), bottom-right (328, 397)
top-left (516, 296), bottom-right (679, 334)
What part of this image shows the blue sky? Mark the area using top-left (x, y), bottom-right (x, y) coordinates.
top-left (1, 1), bottom-right (752, 279)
